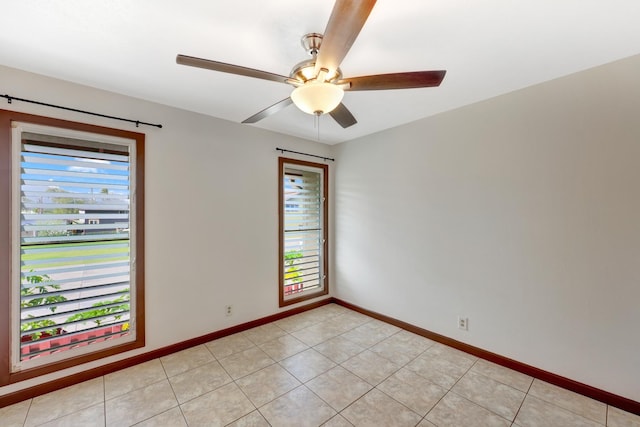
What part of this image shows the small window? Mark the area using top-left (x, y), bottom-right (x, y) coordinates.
top-left (0, 111), bottom-right (145, 385)
top-left (279, 158), bottom-right (328, 306)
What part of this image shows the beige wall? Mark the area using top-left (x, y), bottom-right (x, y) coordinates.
top-left (333, 54), bottom-right (640, 401)
top-left (0, 65), bottom-right (333, 397)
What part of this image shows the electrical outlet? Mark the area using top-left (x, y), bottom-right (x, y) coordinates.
top-left (225, 305), bottom-right (232, 316)
top-left (458, 316), bottom-right (468, 331)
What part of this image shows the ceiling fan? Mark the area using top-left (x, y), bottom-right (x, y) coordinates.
top-left (176, 0), bottom-right (446, 128)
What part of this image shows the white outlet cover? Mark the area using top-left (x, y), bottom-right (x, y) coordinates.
top-left (458, 317), bottom-right (468, 330)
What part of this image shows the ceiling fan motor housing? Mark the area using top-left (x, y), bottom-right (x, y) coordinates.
top-left (290, 34), bottom-right (342, 83)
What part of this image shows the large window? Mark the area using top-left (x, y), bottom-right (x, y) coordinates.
top-left (0, 110), bottom-right (145, 384)
top-left (279, 158), bottom-right (328, 306)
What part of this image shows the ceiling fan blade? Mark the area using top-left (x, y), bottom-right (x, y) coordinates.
top-left (242, 97), bottom-right (293, 124)
top-left (314, 0), bottom-right (377, 77)
top-left (329, 103), bottom-right (358, 128)
top-left (340, 70), bottom-right (446, 91)
top-left (177, 54), bottom-right (290, 84)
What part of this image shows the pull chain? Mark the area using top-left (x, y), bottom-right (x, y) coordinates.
top-left (314, 111), bottom-right (321, 141)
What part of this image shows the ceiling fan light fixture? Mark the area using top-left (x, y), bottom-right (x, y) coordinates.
top-left (291, 81), bottom-right (344, 115)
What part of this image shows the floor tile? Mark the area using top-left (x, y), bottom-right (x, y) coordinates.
top-left (38, 403), bottom-right (104, 427)
top-left (366, 319), bottom-right (402, 336)
top-left (341, 388), bottom-right (422, 427)
top-left (105, 379), bottom-right (178, 427)
top-left (243, 323), bottom-right (287, 345)
top-left (377, 367), bottom-right (447, 416)
top-left (417, 420), bottom-right (438, 427)
top-left (275, 312), bottom-right (322, 333)
top-left (180, 382), bottom-right (255, 426)
top-left (313, 335), bottom-right (366, 363)
top-left (279, 348), bottom-right (336, 382)
top-left (160, 344), bottom-right (215, 377)
top-left (322, 414), bottom-right (354, 426)
top-left (324, 316), bottom-right (363, 335)
top-left (259, 385), bottom-right (336, 427)
top-left (236, 363), bottom-right (301, 407)
top-left (324, 315), bottom-right (369, 333)
top-left (205, 332), bottom-right (255, 359)
top-left (342, 350), bottom-right (401, 385)
top-left (333, 311), bottom-right (373, 329)
top-left (391, 330), bottom-right (435, 348)
top-left (452, 370), bottom-right (526, 420)
top-left (25, 377), bottom-right (104, 427)
top-left (307, 305), bottom-right (348, 322)
top-left (218, 346), bottom-right (274, 379)
top-left (104, 359), bottom-right (166, 400)
top-left (135, 407), bottom-right (187, 427)
top-left (405, 356), bottom-right (459, 389)
top-left (424, 342), bottom-right (477, 368)
top-left (341, 323), bottom-right (396, 348)
top-left (168, 360), bottom-right (232, 403)
top-left (607, 406), bottom-right (640, 427)
top-left (318, 303), bottom-right (351, 317)
top-left (292, 321), bottom-right (347, 346)
top-left (306, 366), bottom-right (373, 411)
top-left (405, 344), bottom-right (474, 389)
top-left (514, 395), bottom-right (603, 427)
top-left (227, 410), bottom-right (270, 427)
top-left (370, 331), bottom-right (433, 365)
top-left (470, 359), bottom-right (533, 392)
top-left (425, 392), bottom-right (511, 427)
top-left (0, 399), bottom-right (31, 427)
top-left (258, 334), bottom-right (309, 361)
top-left (528, 379), bottom-right (607, 424)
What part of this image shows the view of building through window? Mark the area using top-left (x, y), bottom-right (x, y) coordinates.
top-left (13, 125), bottom-right (137, 371)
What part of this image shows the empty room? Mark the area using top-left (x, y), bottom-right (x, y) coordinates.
top-left (1, 1), bottom-right (639, 426)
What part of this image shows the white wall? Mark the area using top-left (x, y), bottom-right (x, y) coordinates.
top-left (334, 54), bottom-right (640, 401)
top-left (0, 65), bottom-right (334, 396)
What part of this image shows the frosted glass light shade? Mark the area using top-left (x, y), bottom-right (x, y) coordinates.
top-left (291, 82), bottom-right (344, 115)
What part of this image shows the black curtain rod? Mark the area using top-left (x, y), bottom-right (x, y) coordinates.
top-left (1, 93), bottom-right (163, 129)
top-left (276, 147), bottom-right (334, 162)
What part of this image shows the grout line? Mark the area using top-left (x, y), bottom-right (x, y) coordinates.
top-left (510, 376), bottom-right (533, 424)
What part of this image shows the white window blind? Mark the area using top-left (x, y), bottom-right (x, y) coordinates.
top-left (14, 128), bottom-right (136, 368)
top-left (282, 163), bottom-right (326, 300)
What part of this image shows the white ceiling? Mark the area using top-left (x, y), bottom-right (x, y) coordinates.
top-left (1, 1), bottom-right (639, 144)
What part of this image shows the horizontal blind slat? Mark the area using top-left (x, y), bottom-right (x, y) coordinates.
top-left (22, 233), bottom-right (128, 244)
top-left (22, 154), bottom-right (129, 172)
top-left (22, 179), bottom-right (129, 191)
top-left (22, 213), bottom-right (129, 221)
top-left (23, 143), bottom-right (128, 162)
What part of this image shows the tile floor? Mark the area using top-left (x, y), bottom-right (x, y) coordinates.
top-left (2, 304), bottom-right (639, 427)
